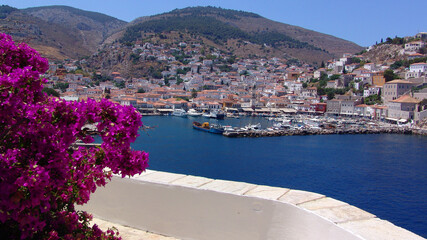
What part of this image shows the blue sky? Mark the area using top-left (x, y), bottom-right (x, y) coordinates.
top-left (3, 0), bottom-right (427, 47)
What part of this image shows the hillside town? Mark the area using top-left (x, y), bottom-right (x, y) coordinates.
top-left (43, 32), bottom-right (427, 128)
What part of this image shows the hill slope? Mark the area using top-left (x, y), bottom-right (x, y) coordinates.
top-left (22, 5), bottom-right (127, 53)
top-left (0, 5), bottom-right (127, 60)
top-left (1, 5), bottom-right (91, 60)
top-left (119, 7), bottom-right (363, 63)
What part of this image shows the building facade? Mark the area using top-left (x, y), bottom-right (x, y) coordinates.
top-left (382, 79), bottom-right (414, 103)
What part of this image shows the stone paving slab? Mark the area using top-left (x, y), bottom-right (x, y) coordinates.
top-left (170, 175), bottom-right (214, 188)
top-left (244, 185), bottom-right (289, 200)
top-left (298, 197), bottom-right (348, 211)
top-left (313, 205), bottom-right (375, 224)
top-left (338, 218), bottom-right (425, 240)
top-left (91, 218), bottom-right (179, 240)
top-left (278, 189), bottom-right (325, 205)
top-left (124, 170), bottom-right (156, 178)
top-left (134, 171), bottom-right (186, 184)
top-left (199, 179), bottom-right (256, 195)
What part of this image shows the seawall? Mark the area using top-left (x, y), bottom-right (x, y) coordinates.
top-left (223, 127), bottom-right (427, 137)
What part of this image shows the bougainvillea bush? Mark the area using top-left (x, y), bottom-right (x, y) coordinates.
top-left (0, 33), bottom-right (149, 239)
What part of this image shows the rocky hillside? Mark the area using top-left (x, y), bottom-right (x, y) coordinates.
top-left (22, 6), bottom-right (126, 53)
top-left (363, 44), bottom-right (405, 63)
top-left (1, 5), bottom-right (91, 60)
top-left (0, 5), bottom-right (126, 60)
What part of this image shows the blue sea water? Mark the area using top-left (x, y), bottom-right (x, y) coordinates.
top-left (131, 116), bottom-right (427, 237)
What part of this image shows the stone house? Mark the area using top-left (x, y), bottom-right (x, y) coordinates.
top-left (386, 95), bottom-right (420, 120)
top-left (382, 79), bottom-right (414, 103)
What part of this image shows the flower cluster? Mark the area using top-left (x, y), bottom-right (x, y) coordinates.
top-left (0, 33), bottom-right (149, 239)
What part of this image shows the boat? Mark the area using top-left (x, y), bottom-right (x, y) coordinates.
top-left (172, 109), bottom-right (187, 117)
top-left (226, 113), bottom-right (240, 119)
top-left (192, 121), bottom-right (224, 134)
top-left (209, 109), bottom-right (225, 120)
top-left (187, 109), bottom-right (202, 117)
top-left (241, 123), bottom-right (261, 131)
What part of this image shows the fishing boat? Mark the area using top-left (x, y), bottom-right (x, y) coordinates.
top-left (192, 121), bottom-right (224, 134)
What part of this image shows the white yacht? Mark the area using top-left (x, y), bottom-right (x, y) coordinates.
top-left (172, 109), bottom-right (187, 117)
top-left (187, 109), bottom-right (202, 116)
top-left (202, 112), bottom-right (211, 118)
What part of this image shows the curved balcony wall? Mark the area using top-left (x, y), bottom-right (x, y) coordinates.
top-left (77, 170), bottom-right (424, 240)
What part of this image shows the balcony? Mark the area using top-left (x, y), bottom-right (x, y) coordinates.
top-left (78, 170), bottom-right (423, 240)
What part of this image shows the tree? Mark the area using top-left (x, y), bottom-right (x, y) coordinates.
top-left (137, 88), bottom-right (145, 93)
top-left (115, 80), bottom-right (125, 89)
top-left (0, 33), bottom-right (148, 239)
top-left (383, 69), bottom-right (398, 82)
top-left (42, 87), bottom-right (60, 97)
top-left (364, 94), bottom-right (382, 105)
top-left (176, 75), bottom-right (184, 85)
top-left (54, 82), bottom-right (69, 92)
top-left (317, 86), bottom-right (326, 96)
top-left (330, 74), bottom-right (341, 80)
top-left (191, 88), bottom-right (198, 98)
top-left (327, 91), bottom-right (335, 100)
top-left (320, 61), bottom-right (325, 68)
top-left (302, 82), bottom-right (308, 88)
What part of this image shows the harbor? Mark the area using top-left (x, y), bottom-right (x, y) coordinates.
top-left (139, 107), bottom-right (427, 137)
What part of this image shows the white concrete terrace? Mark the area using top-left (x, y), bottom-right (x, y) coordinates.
top-left (79, 170), bottom-right (424, 240)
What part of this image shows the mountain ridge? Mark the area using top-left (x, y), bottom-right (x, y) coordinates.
top-left (1, 5), bottom-right (363, 63)
top-left (117, 6), bottom-right (362, 63)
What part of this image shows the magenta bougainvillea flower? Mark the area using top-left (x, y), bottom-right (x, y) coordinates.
top-left (0, 33), bottom-right (148, 239)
